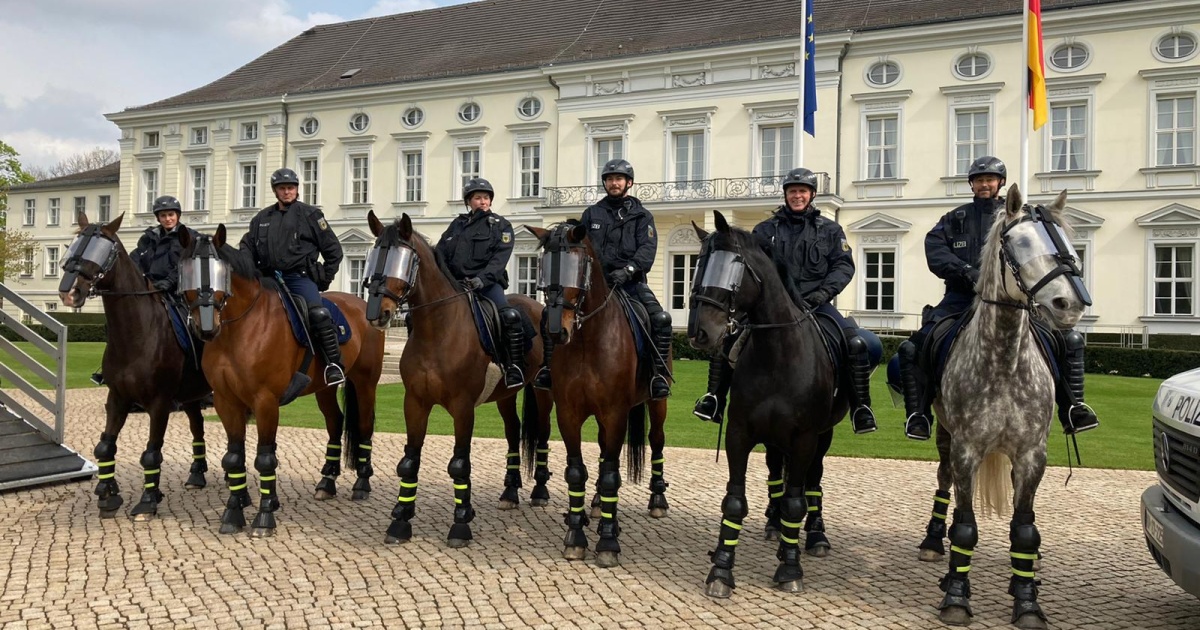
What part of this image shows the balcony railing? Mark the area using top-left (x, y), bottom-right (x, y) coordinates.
top-left (542, 172), bottom-right (831, 208)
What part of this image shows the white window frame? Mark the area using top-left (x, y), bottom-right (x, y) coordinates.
top-left (142, 167), bottom-right (159, 214)
top-left (952, 50), bottom-right (994, 81)
top-left (940, 84), bottom-right (1000, 179)
top-left (239, 162), bottom-right (259, 209)
top-left (663, 226), bottom-right (703, 323)
top-left (1154, 94), bottom-right (1197, 167)
top-left (190, 164), bottom-right (209, 211)
top-left (190, 126), bottom-right (208, 146)
top-left (1048, 41), bottom-right (1092, 73)
top-left (744, 101), bottom-right (798, 188)
top-left (44, 246), bottom-right (60, 278)
top-left (401, 107), bottom-right (425, 129)
top-left (348, 154), bottom-right (370, 205)
top-left (860, 247), bottom-right (898, 312)
top-left (951, 109), bottom-right (991, 176)
top-left (143, 131), bottom-right (160, 149)
top-left (517, 97), bottom-right (543, 120)
top-left (48, 198), bottom-right (60, 227)
top-left (240, 121), bottom-right (259, 141)
top-left (73, 196), bottom-right (85, 224)
top-left (447, 128), bottom-right (487, 201)
top-left (345, 257), bottom-right (368, 299)
top-left (516, 143), bottom-right (542, 198)
top-left (1153, 29), bottom-right (1200, 64)
top-left (1139, 206), bottom-right (1200, 324)
top-left (757, 124), bottom-right (796, 180)
top-left (21, 247), bottom-right (35, 277)
top-left (23, 199), bottom-right (35, 226)
top-left (1142, 67), bottom-right (1200, 171)
top-left (299, 117), bottom-right (319, 136)
top-left (581, 114), bottom-right (633, 186)
top-left (1151, 243), bottom-right (1196, 316)
top-left (401, 151), bottom-right (424, 202)
top-left (659, 106), bottom-right (716, 200)
top-left (514, 254), bottom-right (540, 300)
top-left (1048, 102), bottom-right (1089, 172)
top-left (865, 115), bottom-right (899, 180)
top-left (390, 131), bottom-right (429, 210)
top-left (865, 60), bottom-right (902, 88)
top-left (299, 156), bottom-right (320, 206)
top-left (457, 146), bottom-right (481, 191)
top-left (98, 195), bottom-right (111, 223)
top-left (457, 102), bottom-right (481, 125)
top-left (340, 136), bottom-right (376, 210)
top-left (852, 90), bottom-right (911, 198)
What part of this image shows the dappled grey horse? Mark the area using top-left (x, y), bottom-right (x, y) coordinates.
top-left (917, 185), bottom-right (1090, 628)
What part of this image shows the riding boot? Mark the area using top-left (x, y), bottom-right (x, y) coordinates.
top-left (649, 312), bottom-right (673, 400)
top-left (90, 370), bottom-right (105, 386)
top-left (500, 307), bottom-right (526, 389)
top-left (309, 306), bottom-right (346, 387)
top-left (1056, 329), bottom-right (1098, 435)
top-left (693, 354), bottom-right (728, 423)
top-left (533, 324), bottom-right (554, 391)
top-left (898, 339), bottom-right (931, 440)
top-left (845, 329), bottom-right (878, 434)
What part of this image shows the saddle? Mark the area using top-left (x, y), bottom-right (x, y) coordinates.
top-left (163, 298), bottom-right (201, 370)
top-left (467, 293), bottom-right (534, 366)
top-left (614, 287), bottom-right (650, 369)
top-left (263, 277), bottom-right (352, 349)
top-left (918, 307), bottom-right (1059, 400)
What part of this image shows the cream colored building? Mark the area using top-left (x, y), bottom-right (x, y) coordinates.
top-left (8, 0), bottom-right (1200, 337)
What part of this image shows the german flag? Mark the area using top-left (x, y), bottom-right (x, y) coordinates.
top-left (1027, 0), bottom-right (1049, 130)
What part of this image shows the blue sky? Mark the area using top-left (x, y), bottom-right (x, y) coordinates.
top-left (0, 0), bottom-right (474, 169)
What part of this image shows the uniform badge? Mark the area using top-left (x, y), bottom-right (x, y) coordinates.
top-left (317, 218), bottom-right (329, 231)
top-left (840, 238), bottom-right (850, 252)
top-left (501, 232), bottom-right (512, 244)
top-left (648, 225), bottom-right (656, 238)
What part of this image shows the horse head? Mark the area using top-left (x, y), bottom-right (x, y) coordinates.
top-left (526, 220), bottom-right (593, 345)
top-left (364, 211), bottom-right (422, 329)
top-left (984, 184), bottom-right (1091, 329)
top-left (178, 224), bottom-right (239, 341)
top-left (686, 210), bottom-right (764, 351)
top-left (58, 211), bottom-right (126, 309)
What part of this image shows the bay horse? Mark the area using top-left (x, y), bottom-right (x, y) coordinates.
top-left (526, 221), bottom-right (670, 568)
top-left (687, 210), bottom-right (848, 598)
top-left (362, 211), bottom-right (554, 547)
top-left (58, 212), bottom-right (211, 520)
top-left (177, 225), bottom-right (384, 537)
top-left (915, 186), bottom-right (1088, 628)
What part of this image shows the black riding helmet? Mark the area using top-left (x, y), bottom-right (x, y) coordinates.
top-left (780, 167), bottom-right (819, 194)
top-left (462, 177), bottom-right (495, 204)
top-left (967, 156), bottom-right (1007, 182)
top-left (151, 195), bottom-right (182, 216)
top-left (270, 167), bottom-right (300, 188)
top-left (600, 159), bottom-right (635, 183)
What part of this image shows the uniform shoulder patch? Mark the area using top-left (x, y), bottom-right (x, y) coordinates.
top-left (501, 231), bottom-right (512, 244)
top-left (648, 225), bottom-right (656, 238)
top-left (317, 217), bottom-right (329, 231)
top-left (840, 238), bottom-right (850, 252)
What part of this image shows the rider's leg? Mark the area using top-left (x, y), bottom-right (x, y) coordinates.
top-left (1054, 328), bottom-right (1098, 435)
top-left (636, 282), bottom-right (673, 400)
top-left (284, 273), bottom-right (345, 387)
top-left (479, 285), bottom-right (526, 389)
top-left (533, 308), bottom-right (555, 390)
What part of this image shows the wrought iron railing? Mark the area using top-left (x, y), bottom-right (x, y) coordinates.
top-left (542, 172), bottom-right (831, 208)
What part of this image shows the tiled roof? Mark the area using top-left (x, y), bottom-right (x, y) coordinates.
top-left (8, 163), bottom-right (121, 192)
top-left (128, 0), bottom-right (1126, 112)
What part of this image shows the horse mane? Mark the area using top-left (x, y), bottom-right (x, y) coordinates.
top-left (216, 241), bottom-right (261, 280)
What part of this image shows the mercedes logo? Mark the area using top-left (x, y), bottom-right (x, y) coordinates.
top-left (1160, 432), bottom-right (1172, 472)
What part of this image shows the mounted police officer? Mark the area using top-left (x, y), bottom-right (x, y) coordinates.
top-left (435, 177), bottom-right (525, 389)
top-left (130, 195), bottom-right (198, 298)
top-left (896, 155), bottom-right (1099, 440)
top-left (239, 167), bottom-right (346, 387)
top-left (693, 167), bottom-right (878, 434)
top-left (533, 158), bottom-right (673, 399)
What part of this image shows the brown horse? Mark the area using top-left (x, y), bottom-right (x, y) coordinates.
top-left (363, 211), bottom-right (554, 547)
top-left (177, 225), bottom-right (384, 537)
top-left (527, 221), bottom-right (670, 568)
top-left (58, 212), bottom-right (212, 521)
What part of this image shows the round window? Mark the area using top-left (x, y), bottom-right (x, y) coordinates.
top-left (349, 113), bottom-right (370, 133)
top-left (1050, 44), bottom-right (1089, 70)
top-left (458, 102), bottom-right (481, 124)
top-left (299, 117), bottom-right (319, 136)
top-left (401, 107), bottom-right (424, 128)
top-left (517, 97), bottom-right (542, 119)
top-left (1157, 33), bottom-right (1198, 61)
top-left (955, 54), bottom-right (991, 79)
top-left (866, 61), bottom-right (900, 87)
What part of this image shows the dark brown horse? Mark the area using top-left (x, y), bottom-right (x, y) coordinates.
top-left (527, 221), bottom-right (670, 568)
top-left (177, 225), bottom-right (384, 537)
top-left (58, 212), bottom-right (211, 521)
top-left (363, 211), bottom-right (553, 547)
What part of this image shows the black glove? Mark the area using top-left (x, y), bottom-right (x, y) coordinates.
top-left (318, 280), bottom-right (331, 292)
top-left (607, 267), bottom-right (632, 287)
top-left (152, 279), bottom-right (173, 293)
top-left (803, 289), bottom-right (830, 309)
top-left (963, 266), bottom-right (981, 286)
top-left (460, 277), bottom-right (484, 291)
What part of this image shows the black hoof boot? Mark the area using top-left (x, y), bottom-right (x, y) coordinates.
top-left (447, 522), bottom-right (473, 548)
top-left (314, 476), bottom-right (337, 500)
top-left (499, 485), bottom-right (520, 509)
top-left (130, 489), bottom-right (163, 521)
top-left (220, 493), bottom-right (249, 535)
top-left (185, 464), bottom-right (207, 489)
top-left (351, 476), bottom-right (371, 501)
top-left (530, 484), bottom-right (550, 507)
top-left (385, 519), bottom-right (413, 544)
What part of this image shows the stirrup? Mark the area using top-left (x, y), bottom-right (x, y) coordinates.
top-left (851, 406), bottom-right (877, 435)
top-left (533, 367), bottom-right (552, 390)
top-left (693, 393), bottom-right (719, 421)
top-left (650, 375), bottom-right (671, 400)
top-left (1063, 403), bottom-right (1099, 435)
top-left (905, 413), bottom-right (931, 441)
top-left (504, 365), bottom-right (525, 389)
top-left (90, 372), bottom-right (106, 386)
top-left (324, 364), bottom-right (346, 387)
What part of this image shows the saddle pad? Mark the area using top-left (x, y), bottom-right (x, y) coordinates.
top-left (615, 288), bottom-right (648, 361)
top-left (470, 295), bottom-right (536, 365)
top-left (164, 300), bottom-right (196, 358)
top-left (277, 288), bottom-right (352, 348)
top-left (812, 312), bottom-right (844, 374)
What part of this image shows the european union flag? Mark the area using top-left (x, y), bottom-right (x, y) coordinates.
top-left (803, 0), bottom-right (817, 136)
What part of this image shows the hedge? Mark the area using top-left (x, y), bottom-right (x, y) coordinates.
top-left (0, 324), bottom-right (107, 343)
top-left (50, 312), bottom-right (108, 326)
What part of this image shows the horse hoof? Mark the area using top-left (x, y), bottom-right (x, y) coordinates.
top-left (1014, 613), bottom-right (1047, 630)
top-left (529, 498), bottom-right (549, 508)
top-left (498, 500), bottom-right (519, 511)
top-left (131, 512), bottom-right (156, 523)
top-left (99, 510), bottom-right (120, 520)
top-left (776, 579), bottom-right (804, 593)
top-left (806, 544), bottom-right (830, 558)
top-left (764, 528), bottom-right (781, 542)
top-left (384, 535), bottom-right (411, 545)
top-left (939, 606), bottom-right (972, 626)
top-left (446, 537), bottom-right (471, 549)
top-left (649, 507), bottom-right (668, 519)
top-left (590, 506), bottom-right (602, 519)
top-left (250, 527), bottom-right (275, 539)
top-left (704, 581), bottom-right (733, 599)
top-left (184, 473), bottom-right (207, 489)
top-left (562, 546), bottom-right (587, 561)
top-left (219, 523), bottom-right (243, 535)
top-left (314, 489), bottom-right (336, 501)
top-left (351, 490), bottom-right (370, 501)
top-left (918, 549), bottom-right (944, 562)
top-left (594, 551), bottom-right (620, 568)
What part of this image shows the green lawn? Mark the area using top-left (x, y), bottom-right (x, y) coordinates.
top-left (3, 342), bottom-right (1159, 470)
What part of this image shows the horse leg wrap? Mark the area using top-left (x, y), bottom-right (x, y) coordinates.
top-left (562, 456), bottom-right (590, 549)
top-left (93, 433), bottom-right (122, 510)
top-left (220, 442), bottom-right (250, 533)
top-left (648, 452), bottom-right (669, 511)
top-left (448, 447), bottom-right (475, 542)
top-left (919, 489), bottom-right (951, 555)
top-left (250, 444), bottom-right (280, 531)
top-left (189, 440), bottom-right (208, 476)
top-left (595, 461), bottom-right (622, 553)
top-left (531, 448), bottom-right (552, 503)
top-left (352, 441), bottom-right (373, 497)
top-left (320, 442), bottom-right (342, 477)
top-left (938, 509), bottom-right (977, 617)
top-left (131, 447), bottom-right (164, 513)
top-left (804, 487), bottom-right (830, 552)
top-left (387, 446), bottom-right (421, 542)
top-left (773, 490), bottom-right (806, 583)
top-left (706, 484), bottom-right (748, 588)
top-left (764, 477), bottom-right (784, 537)
top-left (1009, 511), bottom-right (1046, 624)
top-left (499, 451), bottom-right (522, 505)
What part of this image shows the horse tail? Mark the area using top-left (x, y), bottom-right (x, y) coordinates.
top-left (342, 380), bottom-right (361, 471)
top-left (520, 383), bottom-right (539, 477)
top-left (625, 403), bottom-right (647, 485)
top-left (975, 451), bottom-right (1012, 518)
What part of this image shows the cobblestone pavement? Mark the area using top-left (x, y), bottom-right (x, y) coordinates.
top-left (1, 388), bottom-right (1197, 629)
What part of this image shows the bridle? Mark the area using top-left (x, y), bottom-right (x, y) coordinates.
top-left (989, 204), bottom-right (1092, 313)
top-left (363, 228), bottom-right (470, 323)
top-left (537, 225), bottom-right (614, 335)
top-left (59, 224), bottom-right (121, 298)
top-left (688, 235), bottom-right (811, 338)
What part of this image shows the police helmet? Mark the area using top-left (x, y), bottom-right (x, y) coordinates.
top-left (780, 168), bottom-right (819, 194)
top-left (967, 156), bottom-right (1007, 182)
top-left (151, 195), bottom-right (182, 215)
top-left (600, 159), bottom-right (635, 184)
top-left (462, 177), bottom-right (495, 203)
top-left (270, 167), bottom-right (300, 188)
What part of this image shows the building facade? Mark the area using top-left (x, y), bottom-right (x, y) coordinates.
top-left (7, 0), bottom-right (1199, 337)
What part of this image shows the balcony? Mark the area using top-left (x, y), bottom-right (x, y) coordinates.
top-left (542, 172), bottom-right (831, 208)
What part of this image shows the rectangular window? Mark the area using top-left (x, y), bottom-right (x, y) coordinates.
top-left (954, 110), bottom-right (989, 175)
top-left (143, 168), bottom-right (158, 213)
top-left (300, 158), bottom-right (319, 206)
top-left (760, 125), bottom-right (794, 178)
top-left (1050, 103), bottom-right (1087, 171)
top-left (1154, 244), bottom-right (1194, 315)
top-left (351, 156), bottom-right (370, 204)
top-left (144, 131), bottom-right (160, 149)
top-left (348, 258), bottom-right (368, 300)
top-left (191, 126), bottom-right (208, 146)
top-left (863, 250), bottom-right (897, 311)
top-left (673, 132), bottom-right (705, 187)
top-left (191, 166), bottom-right (208, 211)
top-left (240, 163), bottom-right (258, 208)
top-left (45, 246), bottom-right (60, 278)
top-left (670, 253), bottom-right (701, 311)
top-left (23, 199), bottom-right (35, 226)
top-left (21, 247), bottom-right (34, 277)
top-left (73, 197), bottom-right (85, 224)
top-left (44, 302), bottom-right (57, 312)
top-left (98, 195), bottom-right (111, 223)
top-left (241, 122), bottom-right (259, 141)
top-left (458, 148), bottom-right (480, 189)
top-left (48, 198), bottom-right (60, 226)
top-left (867, 115), bottom-right (898, 179)
top-left (516, 255), bottom-right (539, 299)
top-left (402, 152), bottom-right (423, 202)
top-left (1156, 96), bottom-right (1196, 166)
top-left (595, 138), bottom-right (623, 181)
top-left (519, 143), bottom-right (541, 198)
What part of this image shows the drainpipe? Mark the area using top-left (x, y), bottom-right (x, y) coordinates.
top-left (280, 93), bottom-right (289, 167)
top-left (833, 37), bottom-right (852, 224)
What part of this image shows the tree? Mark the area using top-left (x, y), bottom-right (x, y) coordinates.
top-left (0, 229), bottom-right (39, 285)
top-left (1, 141), bottom-right (37, 291)
top-left (26, 146), bottom-right (119, 181)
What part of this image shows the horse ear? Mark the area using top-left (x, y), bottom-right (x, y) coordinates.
top-left (714, 210), bottom-right (730, 233)
top-left (525, 225), bottom-right (548, 245)
top-left (367, 210), bottom-right (383, 237)
top-left (1049, 189), bottom-right (1068, 214)
top-left (1006, 183), bottom-right (1024, 219)
top-left (569, 222), bottom-right (587, 243)
top-left (108, 212), bottom-right (125, 233)
top-left (692, 220), bottom-right (709, 242)
top-left (214, 224), bottom-right (227, 248)
top-left (399, 213), bottom-right (413, 240)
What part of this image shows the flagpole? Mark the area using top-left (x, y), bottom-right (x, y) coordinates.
top-left (1020, 0), bottom-right (1031, 197)
top-left (797, 0), bottom-right (807, 166)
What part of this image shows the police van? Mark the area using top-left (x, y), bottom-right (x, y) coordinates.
top-left (1144, 367), bottom-right (1200, 598)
